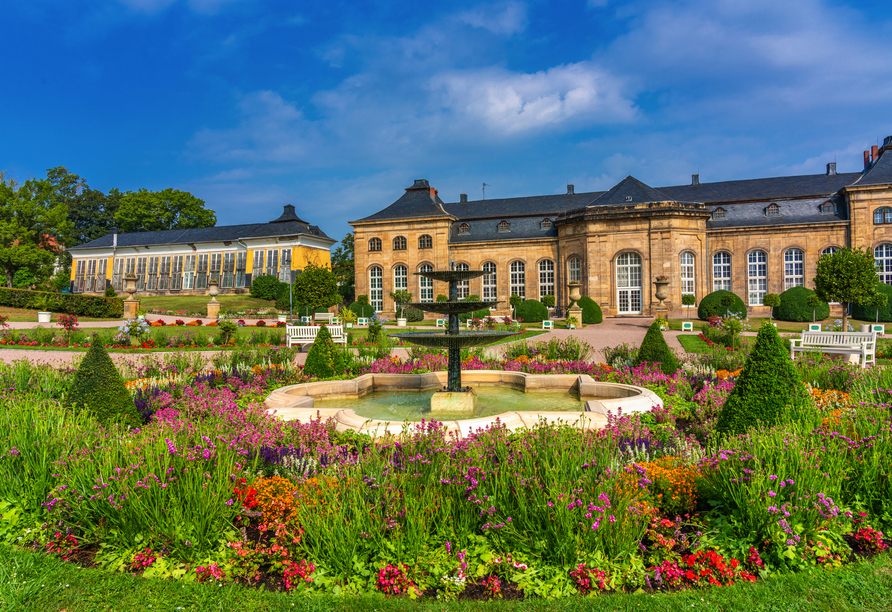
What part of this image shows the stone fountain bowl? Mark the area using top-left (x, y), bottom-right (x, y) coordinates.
top-left (391, 330), bottom-right (518, 348)
top-left (405, 301), bottom-right (498, 315)
top-left (415, 270), bottom-right (486, 282)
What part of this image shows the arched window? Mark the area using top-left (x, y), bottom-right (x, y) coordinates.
top-left (368, 237), bottom-right (382, 252)
top-left (419, 264), bottom-right (433, 302)
top-left (418, 234), bottom-right (433, 249)
top-left (498, 220), bottom-right (510, 233)
top-left (393, 236), bottom-right (407, 250)
top-left (876, 244), bottom-right (892, 284)
top-left (680, 252), bottom-right (695, 300)
top-left (616, 253), bottom-right (642, 314)
top-left (482, 262), bottom-right (497, 300)
top-left (765, 204), bottom-right (780, 217)
top-left (393, 265), bottom-right (407, 297)
top-left (822, 246), bottom-right (840, 258)
top-left (510, 261), bottom-right (525, 299)
top-left (568, 257), bottom-right (581, 283)
top-left (456, 263), bottom-right (469, 299)
top-left (820, 201), bottom-right (837, 214)
top-left (369, 267), bottom-right (383, 312)
top-left (712, 207), bottom-right (726, 220)
top-left (784, 249), bottom-right (804, 290)
top-left (748, 251), bottom-right (767, 305)
top-left (541, 218), bottom-right (552, 230)
top-left (874, 207), bottom-right (892, 224)
top-left (538, 260), bottom-right (555, 300)
top-left (713, 252), bottom-right (731, 291)
top-left (459, 223), bottom-right (470, 234)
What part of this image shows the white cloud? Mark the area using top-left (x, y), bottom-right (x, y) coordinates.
top-left (457, 1), bottom-right (528, 35)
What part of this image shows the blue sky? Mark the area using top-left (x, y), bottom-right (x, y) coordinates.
top-left (3, 0), bottom-right (892, 242)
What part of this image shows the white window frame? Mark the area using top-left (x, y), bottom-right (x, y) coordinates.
top-left (456, 263), bottom-right (469, 299)
top-left (510, 261), bottom-right (525, 299)
top-left (713, 252), bottom-right (731, 292)
top-left (394, 265), bottom-right (407, 301)
top-left (369, 266), bottom-right (383, 312)
top-left (419, 264), bottom-right (433, 302)
top-left (680, 252), bottom-right (695, 301)
top-left (482, 262), bottom-right (497, 301)
top-left (784, 249), bottom-right (804, 290)
top-left (183, 255), bottom-right (196, 290)
top-left (748, 250), bottom-right (767, 305)
top-left (568, 257), bottom-right (580, 284)
top-left (616, 252), bottom-right (642, 315)
top-left (876, 244), bottom-right (892, 285)
top-left (538, 260), bottom-right (555, 300)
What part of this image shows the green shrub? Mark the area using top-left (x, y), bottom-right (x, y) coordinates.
top-left (516, 299), bottom-right (548, 323)
top-left (303, 325), bottom-right (345, 379)
top-left (634, 321), bottom-right (677, 375)
top-left (716, 323), bottom-right (809, 436)
top-left (104, 285), bottom-right (117, 298)
top-left (774, 286), bottom-right (829, 322)
top-left (698, 290), bottom-right (746, 320)
top-left (293, 306), bottom-right (329, 317)
top-left (249, 275), bottom-right (281, 300)
top-left (0, 287), bottom-right (122, 318)
top-left (541, 294), bottom-right (556, 308)
top-left (576, 296), bottom-right (603, 324)
top-left (458, 295), bottom-right (490, 322)
top-left (853, 283), bottom-right (892, 322)
top-left (349, 301), bottom-right (375, 318)
top-left (404, 306), bottom-right (424, 322)
top-left (436, 294), bottom-right (448, 302)
top-left (68, 335), bottom-right (140, 426)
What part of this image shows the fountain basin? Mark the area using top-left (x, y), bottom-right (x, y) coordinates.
top-left (265, 371), bottom-right (662, 437)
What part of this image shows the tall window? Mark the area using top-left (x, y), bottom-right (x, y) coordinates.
top-left (418, 234), bottom-right (432, 249)
top-left (158, 256), bottom-right (171, 291)
top-left (394, 265), bottom-right (407, 297)
top-left (279, 249), bottom-right (291, 283)
top-left (712, 252), bottom-right (731, 291)
top-left (393, 236), bottom-right (407, 250)
top-left (680, 252), bottom-right (695, 300)
top-left (252, 250), bottom-right (264, 275)
top-left (221, 253), bottom-right (235, 288)
top-left (784, 249), bottom-right (804, 290)
top-left (538, 260), bottom-right (555, 300)
top-left (210, 253), bottom-right (222, 283)
top-left (419, 264), bottom-right (433, 302)
top-left (369, 238), bottom-right (382, 251)
top-left (170, 256), bottom-right (183, 290)
top-left (73, 260), bottom-right (86, 292)
top-left (183, 255), bottom-right (195, 290)
top-left (510, 261), bottom-right (525, 299)
top-left (135, 257), bottom-right (147, 291)
top-left (748, 250), bottom-right (767, 305)
top-left (146, 257), bottom-right (158, 291)
top-left (369, 267), bottom-right (383, 312)
top-left (112, 258), bottom-right (125, 291)
top-left (264, 249), bottom-right (278, 278)
top-left (235, 252), bottom-right (247, 287)
top-left (616, 252), bottom-right (642, 314)
top-left (196, 254), bottom-right (209, 290)
top-left (455, 263), bottom-right (469, 299)
top-left (821, 246), bottom-right (840, 258)
top-left (568, 257), bottom-right (580, 283)
top-left (876, 244), bottom-right (892, 284)
top-left (482, 262), bottom-right (497, 300)
top-left (874, 207), bottom-right (892, 224)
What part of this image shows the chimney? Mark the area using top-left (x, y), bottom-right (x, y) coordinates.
top-left (112, 226), bottom-right (118, 249)
top-left (567, 184), bottom-right (575, 195)
top-left (460, 193), bottom-right (468, 203)
top-left (826, 162), bottom-right (837, 176)
top-left (692, 174), bottom-right (699, 186)
top-left (864, 150), bottom-right (871, 168)
top-left (872, 145), bottom-right (879, 162)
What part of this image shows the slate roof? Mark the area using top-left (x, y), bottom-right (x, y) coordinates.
top-left (449, 216), bottom-right (559, 244)
top-left (69, 207), bottom-right (332, 251)
top-left (853, 149), bottom-right (892, 187)
top-left (706, 197), bottom-right (847, 230)
top-left (355, 179), bottom-right (451, 222)
top-left (588, 176), bottom-right (690, 206)
top-left (657, 173), bottom-right (860, 204)
top-left (443, 192), bottom-right (598, 220)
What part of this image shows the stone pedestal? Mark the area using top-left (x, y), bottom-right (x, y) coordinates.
top-left (206, 301), bottom-right (220, 320)
top-left (123, 299), bottom-right (140, 320)
top-left (568, 304), bottom-right (584, 327)
top-left (431, 388), bottom-right (477, 413)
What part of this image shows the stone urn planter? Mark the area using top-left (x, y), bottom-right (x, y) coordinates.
top-left (568, 282), bottom-right (582, 302)
top-left (653, 278), bottom-right (670, 306)
top-left (397, 318), bottom-right (407, 327)
top-left (37, 312), bottom-right (51, 323)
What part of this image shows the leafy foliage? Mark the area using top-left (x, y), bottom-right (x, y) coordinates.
top-left (114, 188), bottom-right (216, 233)
top-left (250, 275), bottom-right (282, 301)
top-left (576, 296), bottom-right (603, 324)
top-left (716, 323), bottom-right (808, 436)
top-left (814, 247), bottom-right (881, 329)
top-left (774, 287), bottom-right (829, 322)
top-left (349, 300), bottom-right (375, 318)
top-left (330, 234), bottom-right (354, 303)
top-left (68, 335), bottom-right (140, 426)
top-left (302, 326), bottom-right (345, 379)
top-left (0, 287), bottom-right (122, 317)
top-left (541, 294), bottom-right (555, 308)
top-left (634, 320), bottom-right (677, 374)
top-left (698, 290), bottom-right (746, 320)
top-left (403, 306), bottom-right (424, 322)
top-left (291, 263), bottom-right (341, 319)
top-left (516, 299), bottom-right (548, 323)
top-left (853, 283), bottom-right (892, 322)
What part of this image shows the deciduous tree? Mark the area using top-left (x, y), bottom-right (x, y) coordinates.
top-left (115, 188), bottom-right (216, 233)
top-left (814, 247), bottom-right (881, 330)
top-left (293, 262), bottom-right (341, 322)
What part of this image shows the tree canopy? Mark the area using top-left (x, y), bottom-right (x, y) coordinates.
top-left (331, 233), bottom-right (355, 303)
top-left (813, 247), bottom-right (881, 329)
top-left (293, 262), bottom-right (341, 320)
top-left (115, 188), bottom-right (216, 233)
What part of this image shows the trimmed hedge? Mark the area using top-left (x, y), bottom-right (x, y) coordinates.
top-left (698, 290), bottom-right (746, 321)
top-left (404, 306), bottom-right (424, 322)
top-left (716, 323), bottom-right (808, 436)
top-left (250, 275), bottom-right (281, 300)
top-left (303, 325), bottom-right (345, 379)
top-left (516, 299), bottom-right (548, 323)
top-left (349, 301), bottom-right (375, 318)
top-left (576, 296), bottom-right (603, 324)
top-left (853, 283), bottom-right (892, 322)
top-left (774, 286), bottom-right (829, 322)
top-left (69, 335), bottom-right (140, 426)
top-left (0, 287), bottom-right (122, 318)
top-left (634, 321), bottom-right (677, 375)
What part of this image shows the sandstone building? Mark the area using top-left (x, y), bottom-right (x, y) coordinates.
top-left (351, 137), bottom-right (892, 318)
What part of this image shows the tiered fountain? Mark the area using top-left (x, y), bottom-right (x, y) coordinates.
top-left (391, 267), bottom-right (518, 412)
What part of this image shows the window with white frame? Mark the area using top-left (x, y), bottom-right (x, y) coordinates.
top-left (482, 262), bottom-right (497, 300)
top-left (158, 256), bottom-right (171, 290)
top-left (539, 260), bottom-right (554, 300)
top-left (73, 260), bottom-right (86, 292)
top-left (876, 244), bottom-right (892, 285)
top-left (748, 250), bottom-right (767, 305)
top-left (680, 252), bottom-right (695, 300)
top-left (394, 265), bottom-right (407, 298)
top-left (146, 257), bottom-right (158, 291)
top-left (221, 253), bottom-right (235, 288)
top-left (784, 249), bottom-right (804, 290)
top-left (209, 253), bottom-right (222, 284)
top-left (369, 266), bottom-right (383, 311)
top-left (235, 252), bottom-right (247, 287)
top-left (821, 246), bottom-right (840, 258)
top-left (568, 257), bottom-right (580, 283)
top-left (369, 238), bottom-right (382, 251)
top-left (418, 234), bottom-right (432, 249)
top-left (196, 254), bottom-right (209, 290)
top-left (170, 256), bottom-right (183, 290)
top-left (616, 252), bottom-right (642, 314)
top-left (456, 263), bottom-right (469, 299)
top-left (112, 258), bottom-right (125, 291)
top-left (135, 257), bottom-right (147, 291)
top-left (252, 250), bottom-right (264, 276)
top-left (712, 252), bottom-right (731, 291)
top-left (279, 249), bottom-right (291, 283)
top-left (183, 255), bottom-right (196, 290)
top-left (393, 236), bottom-right (406, 250)
top-left (419, 264), bottom-right (433, 302)
top-left (510, 261), bottom-right (525, 299)
top-left (264, 249), bottom-right (279, 278)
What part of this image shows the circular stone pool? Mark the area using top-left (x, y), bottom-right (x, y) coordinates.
top-left (315, 386), bottom-right (583, 422)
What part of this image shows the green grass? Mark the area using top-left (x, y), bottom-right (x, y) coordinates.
top-left (139, 295), bottom-right (276, 312)
top-left (676, 334), bottom-right (711, 353)
top-left (667, 317), bottom-right (886, 334)
top-left (1, 545), bottom-right (889, 611)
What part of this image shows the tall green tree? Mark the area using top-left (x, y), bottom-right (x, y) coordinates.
top-left (331, 233), bottom-right (355, 303)
top-left (293, 262), bottom-right (341, 322)
top-left (0, 173), bottom-right (71, 288)
top-left (115, 188), bottom-right (216, 233)
top-left (814, 247), bottom-right (881, 330)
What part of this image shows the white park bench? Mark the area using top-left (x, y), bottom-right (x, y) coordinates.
top-left (315, 312), bottom-right (334, 323)
top-left (285, 325), bottom-right (348, 348)
top-left (790, 331), bottom-right (876, 368)
top-left (356, 317), bottom-right (369, 326)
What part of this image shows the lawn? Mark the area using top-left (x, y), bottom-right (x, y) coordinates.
top-left (0, 306), bottom-right (117, 323)
top-left (667, 317), bottom-right (886, 334)
top-left (139, 294), bottom-right (275, 312)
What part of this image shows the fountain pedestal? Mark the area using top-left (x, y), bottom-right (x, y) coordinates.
top-left (431, 388), bottom-right (477, 412)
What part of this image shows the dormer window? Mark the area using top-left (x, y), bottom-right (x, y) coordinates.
top-left (498, 220), bottom-right (510, 232)
top-left (459, 223), bottom-right (470, 234)
top-left (765, 203), bottom-right (780, 217)
top-left (820, 201), bottom-right (837, 214)
top-left (541, 218), bottom-right (552, 230)
top-left (712, 207), bottom-right (726, 220)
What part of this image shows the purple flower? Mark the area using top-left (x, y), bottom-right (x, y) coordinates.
top-left (768, 490), bottom-right (776, 497)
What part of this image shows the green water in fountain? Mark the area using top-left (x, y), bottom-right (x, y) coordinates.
top-left (315, 386), bottom-right (584, 421)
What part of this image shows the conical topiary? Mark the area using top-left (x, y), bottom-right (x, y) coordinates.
top-left (69, 334), bottom-right (140, 427)
top-left (634, 321), bottom-right (677, 374)
top-left (716, 322), bottom-right (808, 436)
top-left (303, 325), bottom-right (345, 379)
